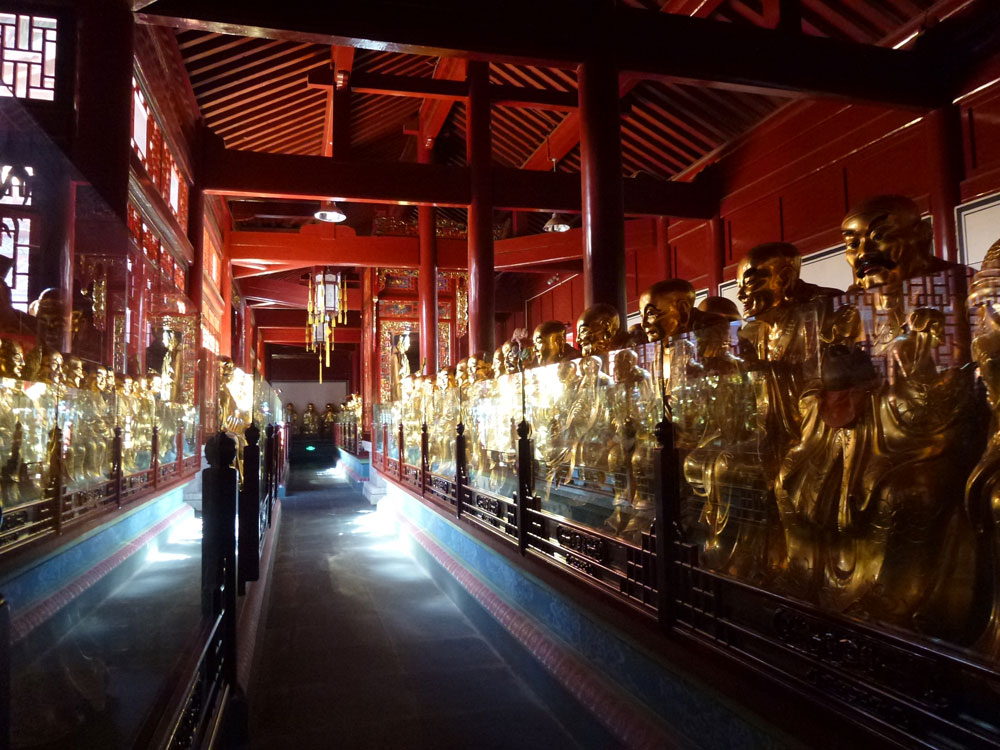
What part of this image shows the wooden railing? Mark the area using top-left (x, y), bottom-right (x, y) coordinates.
top-left (0, 424), bottom-right (201, 565)
top-left (371, 413), bottom-right (1000, 750)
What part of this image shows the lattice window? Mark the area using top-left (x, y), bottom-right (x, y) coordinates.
top-left (0, 163), bottom-right (33, 311)
top-left (130, 76), bottom-right (189, 232)
top-left (127, 198), bottom-right (188, 296)
top-left (0, 214), bottom-right (30, 309)
top-left (0, 13), bottom-right (56, 101)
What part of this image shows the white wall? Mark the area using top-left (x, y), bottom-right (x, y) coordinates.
top-left (959, 193), bottom-right (1000, 270)
top-left (272, 380), bottom-right (348, 412)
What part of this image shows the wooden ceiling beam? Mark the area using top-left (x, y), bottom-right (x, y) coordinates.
top-left (242, 279), bottom-right (362, 310)
top-left (202, 140), bottom-right (716, 217)
top-left (138, 0), bottom-right (948, 106)
top-left (419, 57), bottom-right (468, 148)
top-left (260, 327), bottom-right (361, 344)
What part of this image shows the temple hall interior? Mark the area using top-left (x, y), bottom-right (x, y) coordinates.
top-left (2, 0), bottom-right (1000, 747)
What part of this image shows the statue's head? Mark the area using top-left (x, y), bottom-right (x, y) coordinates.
top-left (576, 304), bottom-right (620, 357)
top-left (87, 364), bottom-right (107, 392)
top-left (501, 340), bottom-right (519, 374)
top-left (555, 359), bottom-right (578, 384)
top-left (842, 195), bottom-right (934, 290)
top-left (533, 321), bottom-right (567, 365)
top-left (63, 356), bottom-right (85, 388)
top-left (33, 287), bottom-right (65, 352)
top-left (613, 348), bottom-right (639, 384)
top-left (737, 243), bottom-right (802, 319)
top-left (694, 296), bottom-right (739, 354)
top-left (492, 347), bottom-right (505, 377)
top-left (306, 402), bottom-right (315, 413)
top-left (0, 338), bottom-right (25, 379)
top-left (397, 332), bottom-right (410, 353)
top-left (39, 349), bottom-right (63, 385)
top-left (639, 279), bottom-right (695, 342)
top-left (454, 360), bottom-right (467, 386)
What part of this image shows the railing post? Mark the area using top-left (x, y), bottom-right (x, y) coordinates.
top-left (46, 427), bottom-right (64, 536)
top-left (265, 423), bottom-right (275, 527)
top-left (455, 421), bottom-right (466, 519)
top-left (176, 423), bottom-right (185, 475)
top-left (515, 418), bottom-right (534, 555)
top-left (398, 422), bottom-right (405, 481)
top-left (420, 421), bottom-right (429, 494)
top-left (653, 415), bottom-right (680, 630)
top-left (201, 431), bottom-right (238, 683)
top-left (238, 424), bottom-right (261, 594)
top-left (0, 595), bottom-right (8, 750)
top-left (151, 425), bottom-right (160, 489)
top-left (113, 425), bottom-right (123, 508)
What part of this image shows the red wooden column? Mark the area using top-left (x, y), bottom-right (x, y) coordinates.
top-left (418, 143), bottom-right (438, 375)
top-left (466, 60), bottom-right (494, 355)
top-left (707, 215), bottom-right (726, 294)
top-left (579, 58), bottom-right (627, 320)
top-left (925, 107), bottom-right (964, 264)
top-left (74, 0), bottom-right (132, 218)
top-left (187, 128), bottom-right (206, 412)
top-left (655, 216), bottom-right (671, 280)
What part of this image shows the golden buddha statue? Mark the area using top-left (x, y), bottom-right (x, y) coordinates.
top-left (532, 321), bottom-right (570, 367)
top-left (491, 348), bottom-right (505, 379)
top-left (774, 197), bottom-right (978, 633)
top-left (82, 365), bottom-right (111, 480)
top-left (283, 402), bottom-right (299, 435)
top-left (61, 356), bottom-right (88, 485)
top-left (390, 332), bottom-right (412, 403)
top-left (454, 360), bottom-right (468, 389)
top-left (301, 403), bottom-right (320, 436)
top-left (24, 288), bottom-right (66, 381)
top-left (605, 349), bottom-right (657, 537)
top-left (322, 403), bottom-right (337, 435)
top-left (576, 304), bottom-right (621, 358)
top-left (966, 238), bottom-right (1000, 658)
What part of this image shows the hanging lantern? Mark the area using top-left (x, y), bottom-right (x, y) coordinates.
top-left (303, 267), bottom-right (343, 383)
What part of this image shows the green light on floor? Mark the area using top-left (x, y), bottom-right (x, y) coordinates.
top-left (306, 445), bottom-right (316, 452)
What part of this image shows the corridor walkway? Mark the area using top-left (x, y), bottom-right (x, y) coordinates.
top-left (249, 467), bottom-right (590, 749)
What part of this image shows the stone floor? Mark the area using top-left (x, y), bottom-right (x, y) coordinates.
top-left (250, 466), bottom-right (587, 749)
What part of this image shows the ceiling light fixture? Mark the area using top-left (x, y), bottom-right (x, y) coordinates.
top-left (542, 213), bottom-right (571, 233)
top-left (314, 200), bottom-right (347, 223)
top-left (541, 137), bottom-right (570, 233)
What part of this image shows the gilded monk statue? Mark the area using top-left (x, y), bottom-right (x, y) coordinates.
top-left (774, 196), bottom-right (981, 633)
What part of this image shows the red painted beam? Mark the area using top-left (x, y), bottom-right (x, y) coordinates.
top-left (493, 218), bottom-right (655, 271)
top-left (419, 58), bottom-right (467, 148)
top-left (241, 277), bottom-right (362, 310)
top-left (229, 223), bottom-right (469, 269)
top-left (261, 326), bottom-right (361, 344)
top-left (204, 142), bottom-right (717, 217)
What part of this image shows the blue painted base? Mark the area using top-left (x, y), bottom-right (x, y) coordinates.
top-left (337, 448), bottom-right (370, 493)
top-left (0, 484), bottom-right (189, 618)
top-left (385, 484), bottom-right (795, 750)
